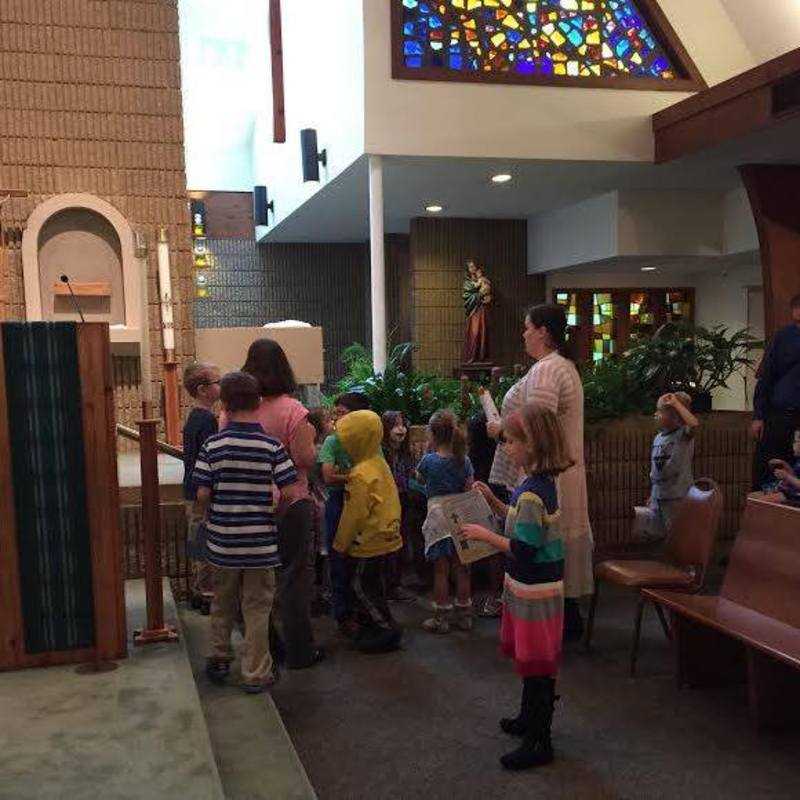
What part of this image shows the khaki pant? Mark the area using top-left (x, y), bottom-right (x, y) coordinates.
top-left (209, 566), bottom-right (276, 686)
top-left (185, 501), bottom-right (213, 598)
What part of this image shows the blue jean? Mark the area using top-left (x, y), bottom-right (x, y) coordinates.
top-left (325, 489), bottom-right (350, 622)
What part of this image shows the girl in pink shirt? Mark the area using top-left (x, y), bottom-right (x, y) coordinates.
top-left (240, 338), bottom-right (324, 670)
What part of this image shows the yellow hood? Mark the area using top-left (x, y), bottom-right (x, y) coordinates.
top-left (337, 410), bottom-right (383, 465)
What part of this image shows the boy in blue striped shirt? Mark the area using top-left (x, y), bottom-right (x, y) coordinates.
top-left (194, 371), bottom-right (299, 693)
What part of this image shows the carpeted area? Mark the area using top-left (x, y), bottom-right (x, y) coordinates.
top-left (266, 584), bottom-right (800, 800)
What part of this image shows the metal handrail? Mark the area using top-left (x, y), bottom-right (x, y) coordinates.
top-left (116, 424), bottom-right (184, 460)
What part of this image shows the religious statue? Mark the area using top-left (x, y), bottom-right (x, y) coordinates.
top-left (462, 260), bottom-right (492, 364)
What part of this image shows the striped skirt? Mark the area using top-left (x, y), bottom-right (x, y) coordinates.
top-left (500, 574), bottom-right (564, 677)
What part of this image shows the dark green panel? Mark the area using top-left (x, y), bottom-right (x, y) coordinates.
top-left (3, 322), bottom-right (95, 654)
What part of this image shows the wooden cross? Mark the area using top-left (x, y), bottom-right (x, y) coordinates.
top-left (270, 0), bottom-right (286, 143)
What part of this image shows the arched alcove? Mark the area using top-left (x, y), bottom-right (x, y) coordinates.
top-left (22, 194), bottom-right (142, 344)
top-left (37, 207), bottom-right (124, 323)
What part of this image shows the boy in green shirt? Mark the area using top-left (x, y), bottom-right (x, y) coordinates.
top-left (319, 392), bottom-right (370, 631)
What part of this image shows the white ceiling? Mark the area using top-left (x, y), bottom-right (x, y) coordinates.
top-left (262, 113), bottom-right (800, 244)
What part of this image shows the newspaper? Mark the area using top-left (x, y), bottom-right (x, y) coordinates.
top-left (478, 387), bottom-right (501, 423)
top-left (422, 490), bottom-right (501, 566)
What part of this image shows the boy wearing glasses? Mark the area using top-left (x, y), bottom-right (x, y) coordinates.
top-left (183, 361), bottom-right (221, 611)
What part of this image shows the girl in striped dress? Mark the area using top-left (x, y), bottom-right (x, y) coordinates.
top-left (462, 401), bottom-right (572, 771)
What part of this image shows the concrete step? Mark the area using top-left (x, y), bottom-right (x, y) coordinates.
top-left (177, 606), bottom-right (317, 800)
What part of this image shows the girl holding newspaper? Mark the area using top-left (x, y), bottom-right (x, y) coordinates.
top-left (416, 410), bottom-right (475, 634)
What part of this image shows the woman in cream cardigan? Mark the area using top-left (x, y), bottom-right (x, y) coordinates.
top-left (488, 304), bottom-right (594, 640)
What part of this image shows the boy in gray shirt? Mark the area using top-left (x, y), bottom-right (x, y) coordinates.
top-left (634, 392), bottom-right (700, 542)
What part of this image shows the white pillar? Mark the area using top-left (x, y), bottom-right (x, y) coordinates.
top-left (369, 154), bottom-right (387, 373)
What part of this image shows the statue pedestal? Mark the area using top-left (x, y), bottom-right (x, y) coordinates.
top-left (455, 362), bottom-right (497, 383)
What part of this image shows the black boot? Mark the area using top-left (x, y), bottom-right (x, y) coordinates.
top-left (500, 678), bottom-right (556, 771)
top-left (500, 678), bottom-right (532, 736)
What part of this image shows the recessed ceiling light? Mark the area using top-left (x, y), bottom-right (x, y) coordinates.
top-left (641, 266), bottom-right (657, 272)
top-left (491, 173), bottom-right (513, 184)
top-left (425, 204), bottom-right (443, 213)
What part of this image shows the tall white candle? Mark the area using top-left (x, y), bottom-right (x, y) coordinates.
top-left (139, 242), bottom-right (153, 408)
top-left (157, 227), bottom-right (175, 352)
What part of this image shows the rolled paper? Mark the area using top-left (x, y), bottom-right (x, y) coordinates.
top-left (478, 387), bottom-right (501, 423)
top-left (157, 227), bottom-right (175, 352)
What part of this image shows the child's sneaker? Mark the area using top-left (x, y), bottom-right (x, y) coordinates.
top-left (422, 603), bottom-right (452, 634)
top-left (454, 600), bottom-right (474, 631)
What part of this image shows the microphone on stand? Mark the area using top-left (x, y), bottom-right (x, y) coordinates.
top-left (60, 274), bottom-right (85, 323)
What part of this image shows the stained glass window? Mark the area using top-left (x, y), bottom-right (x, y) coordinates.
top-left (553, 286), bottom-right (694, 362)
top-left (592, 291), bottom-right (614, 362)
top-left (629, 290), bottom-right (655, 341)
top-left (555, 290), bottom-right (578, 327)
top-left (666, 289), bottom-right (690, 324)
top-left (396, 0), bottom-right (695, 86)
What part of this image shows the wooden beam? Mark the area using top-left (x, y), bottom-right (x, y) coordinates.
top-left (76, 324), bottom-right (127, 662)
top-left (654, 47), bottom-right (800, 163)
top-left (270, 0), bottom-right (286, 144)
top-left (0, 329), bottom-right (24, 670)
top-left (739, 164), bottom-right (800, 337)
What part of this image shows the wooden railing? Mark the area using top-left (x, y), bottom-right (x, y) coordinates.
top-left (116, 424), bottom-right (190, 601)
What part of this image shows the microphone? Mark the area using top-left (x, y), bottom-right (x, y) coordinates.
top-left (60, 274), bottom-right (85, 323)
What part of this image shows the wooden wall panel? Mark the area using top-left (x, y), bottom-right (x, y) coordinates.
top-left (740, 165), bottom-right (800, 337)
top-left (386, 233), bottom-right (412, 347)
top-left (409, 217), bottom-right (545, 375)
top-left (0, 0), bottom-right (195, 428)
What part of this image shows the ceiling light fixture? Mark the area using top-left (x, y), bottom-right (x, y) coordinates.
top-left (491, 173), bottom-right (513, 184)
top-left (425, 204), bottom-right (443, 213)
top-left (641, 266), bottom-right (657, 272)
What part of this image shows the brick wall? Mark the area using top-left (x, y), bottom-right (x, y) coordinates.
top-left (409, 217), bottom-right (545, 375)
top-left (0, 0), bottom-right (194, 431)
top-left (195, 238), bottom-right (369, 384)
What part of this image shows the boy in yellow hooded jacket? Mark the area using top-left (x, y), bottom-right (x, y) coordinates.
top-left (333, 410), bottom-right (404, 652)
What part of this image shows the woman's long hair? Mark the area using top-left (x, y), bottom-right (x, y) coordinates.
top-left (525, 303), bottom-right (574, 361)
top-left (428, 409), bottom-right (466, 466)
top-left (243, 338), bottom-right (298, 398)
top-left (381, 410), bottom-right (410, 459)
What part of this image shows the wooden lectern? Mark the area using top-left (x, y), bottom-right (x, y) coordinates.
top-left (0, 322), bottom-right (126, 670)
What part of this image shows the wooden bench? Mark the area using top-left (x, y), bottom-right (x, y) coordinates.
top-left (645, 495), bottom-right (800, 730)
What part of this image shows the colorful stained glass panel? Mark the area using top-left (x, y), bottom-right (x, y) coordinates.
top-left (398, 0), bottom-right (679, 81)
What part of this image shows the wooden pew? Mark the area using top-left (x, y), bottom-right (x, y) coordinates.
top-left (645, 495), bottom-right (800, 730)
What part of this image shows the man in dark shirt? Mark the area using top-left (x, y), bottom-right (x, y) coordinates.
top-left (752, 294), bottom-right (800, 489)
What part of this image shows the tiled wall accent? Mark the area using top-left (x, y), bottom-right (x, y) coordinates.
top-left (410, 218), bottom-right (545, 375)
top-left (195, 239), bottom-right (369, 383)
top-left (0, 0), bottom-right (195, 429)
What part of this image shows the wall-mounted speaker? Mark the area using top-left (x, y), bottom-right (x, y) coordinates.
top-left (253, 186), bottom-right (274, 226)
top-left (300, 129), bottom-right (327, 182)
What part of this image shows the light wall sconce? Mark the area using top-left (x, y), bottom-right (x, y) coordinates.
top-left (300, 128), bottom-right (327, 182)
top-left (253, 186), bottom-right (274, 226)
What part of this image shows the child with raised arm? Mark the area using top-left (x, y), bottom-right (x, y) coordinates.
top-left (634, 391), bottom-right (700, 543)
top-left (462, 402), bottom-right (572, 771)
top-left (417, 410), bottom-right (475, 634)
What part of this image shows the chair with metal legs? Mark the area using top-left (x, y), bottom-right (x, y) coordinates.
top-left (585, 479), bottom-right (723, 676)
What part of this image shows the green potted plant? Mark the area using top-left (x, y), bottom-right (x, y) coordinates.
top-left (623, 322), bottom-right (761, 412)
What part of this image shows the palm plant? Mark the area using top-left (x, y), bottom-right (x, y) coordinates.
top-left (623, 322), bottom-right (761, 402)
